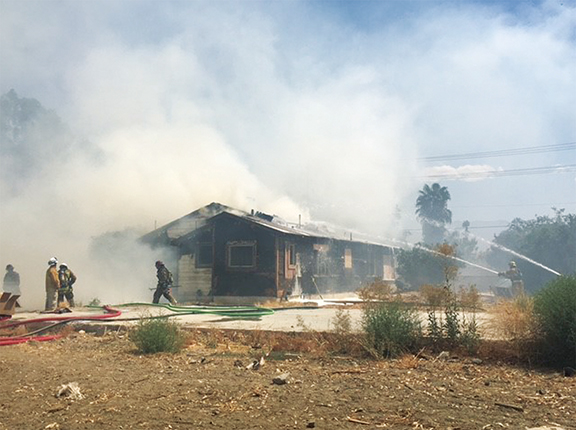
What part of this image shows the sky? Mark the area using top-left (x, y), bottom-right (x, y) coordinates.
top-left (0, 0), bottom-right (575, 306)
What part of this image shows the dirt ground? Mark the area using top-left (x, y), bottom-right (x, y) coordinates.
top-left (0, 329), bottom-right (574, 430)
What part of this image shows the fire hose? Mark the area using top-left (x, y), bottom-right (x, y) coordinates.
top-left (0, 334), bottom-right (63, 346)
top-left (0, 305), bottom-right (122, 330)
top-left (0, 303), bottom-right (274, 346)
top-left (97, 302), bottom-right (275, 318)
top-left (0, 306), bottom-right (121, 346)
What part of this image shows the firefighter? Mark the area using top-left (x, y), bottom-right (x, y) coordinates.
top-left (498, 260), bottom-right (524, 296)
top-left (153, 261), bottom-right (177, 305)
top-left (45, 257), bottom-right (59, 310)
top-left (57, 263), bottom-right (77, 307)
top-left (3, 264), bottom-right (21, 297)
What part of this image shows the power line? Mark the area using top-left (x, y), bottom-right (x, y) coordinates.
top-left (421, 164), bottom-right (576, 179)
top-left (402, 225), bottom-right (509, 232)
top-left (452, 202), bottom-right (576, 209)
top-left (419, 142), bottom-right (576, 162)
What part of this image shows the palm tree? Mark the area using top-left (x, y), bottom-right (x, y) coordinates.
top-left (415, 183), bottom-right (452, 244)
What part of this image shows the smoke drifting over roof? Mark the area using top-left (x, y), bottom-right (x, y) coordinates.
top-left (1, 1), bottom-right (575, 307)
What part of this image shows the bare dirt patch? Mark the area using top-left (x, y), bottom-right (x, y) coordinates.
top-left (0, 330), bottom-right (573, 430)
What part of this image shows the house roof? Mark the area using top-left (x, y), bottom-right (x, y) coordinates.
top-left (169, 206), bottom-right (394, 250)
top-left (140, 202), bottom-right (237, 243)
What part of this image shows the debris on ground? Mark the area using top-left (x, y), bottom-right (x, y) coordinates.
top-left (272, 372), bottom-right (290, 385)
top-left (1, 333), bottom-right (574, 429)
top-left (55, 382), bottom-right (84, 400)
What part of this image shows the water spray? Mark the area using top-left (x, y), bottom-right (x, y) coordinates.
top-left (467, 232), bottom-right (562, 276)
top-left (328, 225), bottom-right (500, 276)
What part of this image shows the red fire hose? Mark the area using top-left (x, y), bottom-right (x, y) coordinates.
top-left (0, 334), bottom-right (63, 346)
top-left (0, 306), bottom-right (121, 346)
top-left (0, 306), bottom-right (121, 330)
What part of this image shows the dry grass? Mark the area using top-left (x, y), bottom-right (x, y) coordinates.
top-left (182, 326), bottom-right (365, 358)
top-left (256, 299), bottom-right (319, 309)
top-left (396, 353), bottom-right (421, 369)
top-left (357, 279), bottom-right (394, 301)
top-left (58, 324), bottom-right (75, 338)
top-left (458, 285), bottom-right (482, 310)
top-left (420, 284), bottom-right (453, 307)
top-left (486, 296), bottom-right (539, 362)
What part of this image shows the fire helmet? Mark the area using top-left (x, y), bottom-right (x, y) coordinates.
top-left (6, 264), bottom-right (13, 271)
top-left (509, 261), bottom-right (517, 268)
top-left (155, 260), bottom-right (164, 268)
top-left (60, 263), bottom-right (68, 269)
top-left (48, 257), bottom-right (58, 266)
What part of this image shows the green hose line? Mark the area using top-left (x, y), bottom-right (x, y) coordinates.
top-left (88, 302), bottom-right (274, 318)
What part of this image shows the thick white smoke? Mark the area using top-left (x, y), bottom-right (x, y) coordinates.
top-left (1, 0), bottom-right (574, 308)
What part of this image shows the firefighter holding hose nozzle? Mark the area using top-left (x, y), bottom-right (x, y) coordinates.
top-left (153, 260), bottom-right (177, 305)
top-left (498, 260), bottom-right (524, 296)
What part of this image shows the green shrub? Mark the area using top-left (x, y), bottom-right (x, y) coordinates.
top-left (426, 301), bottom-right (481, 354)
top-left (130, 317), bottom-right (187, 354)
top-left (444, 301), bottom-right (461, 345)
top-left (427, 310), bottom-right (442, 346)
top-left (362, 301), bottom-right (421, 358)
top-left (533, 275), bottom-right (576, 367)
top-left (460, 314), bottom-right (481, 355)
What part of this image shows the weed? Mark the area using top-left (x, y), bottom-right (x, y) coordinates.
top-left (296, 315), bottom-right (310, 331)
top-left (362, 301), bottom-right (421, 358)
top-left (88, 298), bottom-right (101, 307)
top-left (426, 300), bottom-right (481, 354)
top-left (331, 308), bottom-right (353, 335)
top-left (459, 314), bottom-right (481, 354)
top-left (444, 301), bottom-right (461, 345)
top-left (329, 308), bottom-right (363, 355)
top-left (427, 309), bottom-right (442, 346)
top-left (129, 316), bottom-right (187, 354)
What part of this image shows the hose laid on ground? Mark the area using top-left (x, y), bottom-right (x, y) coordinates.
top-left (0, 303), bottom-right (274, 345)
top-left (90, 302), bottom-right (275, 318)
top-left (0, 334), bottom-right (63, 346)
top-left (0, 305), bottom-right (122, 330)
top-left (0, 306), bottom-right (122, 346)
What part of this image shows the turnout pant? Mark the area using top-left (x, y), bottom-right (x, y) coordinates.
top-left (45, 286), bottom-right (58, 310)
top-left (58, 288), bottom-right (75, 307)
top-left (153, 286), bottom-right (177, 305)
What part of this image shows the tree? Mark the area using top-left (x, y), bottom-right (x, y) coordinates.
top-left (485, 209), bottom-right (576, 294)
top-left (445, 229), bottom-right (478, 260)
top-left (396, 243), bottom-right (462, 290)
top-left (415, 183), bottom-right (452, 245)
top-left (0, 89), bottom-right (102, 196)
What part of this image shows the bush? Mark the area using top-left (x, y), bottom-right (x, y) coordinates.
top-left (130, 317), bottom-right (187, 354)
top-left (533, 275), bottom-right (576, 367)
top-left (362, 301), bottom-right (421, 358)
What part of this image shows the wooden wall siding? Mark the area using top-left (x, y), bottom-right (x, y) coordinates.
top-left (211, 215), bottom-right (278, 297)
top-left (153, 210), bottom-right (398, 301)
top-left (176, 253), bottom-right (212, 302)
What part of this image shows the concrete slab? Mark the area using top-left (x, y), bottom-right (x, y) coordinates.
top-left (2, 304), bottom-right (494, 334)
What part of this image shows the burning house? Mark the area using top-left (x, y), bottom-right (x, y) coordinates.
top-left (141, 203), bottom-right (396, 303)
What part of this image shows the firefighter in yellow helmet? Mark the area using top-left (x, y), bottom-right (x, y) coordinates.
top-left (498, 261), bottom-right (524, 296)
top-left (45, 257), bottom-right (59, 311)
